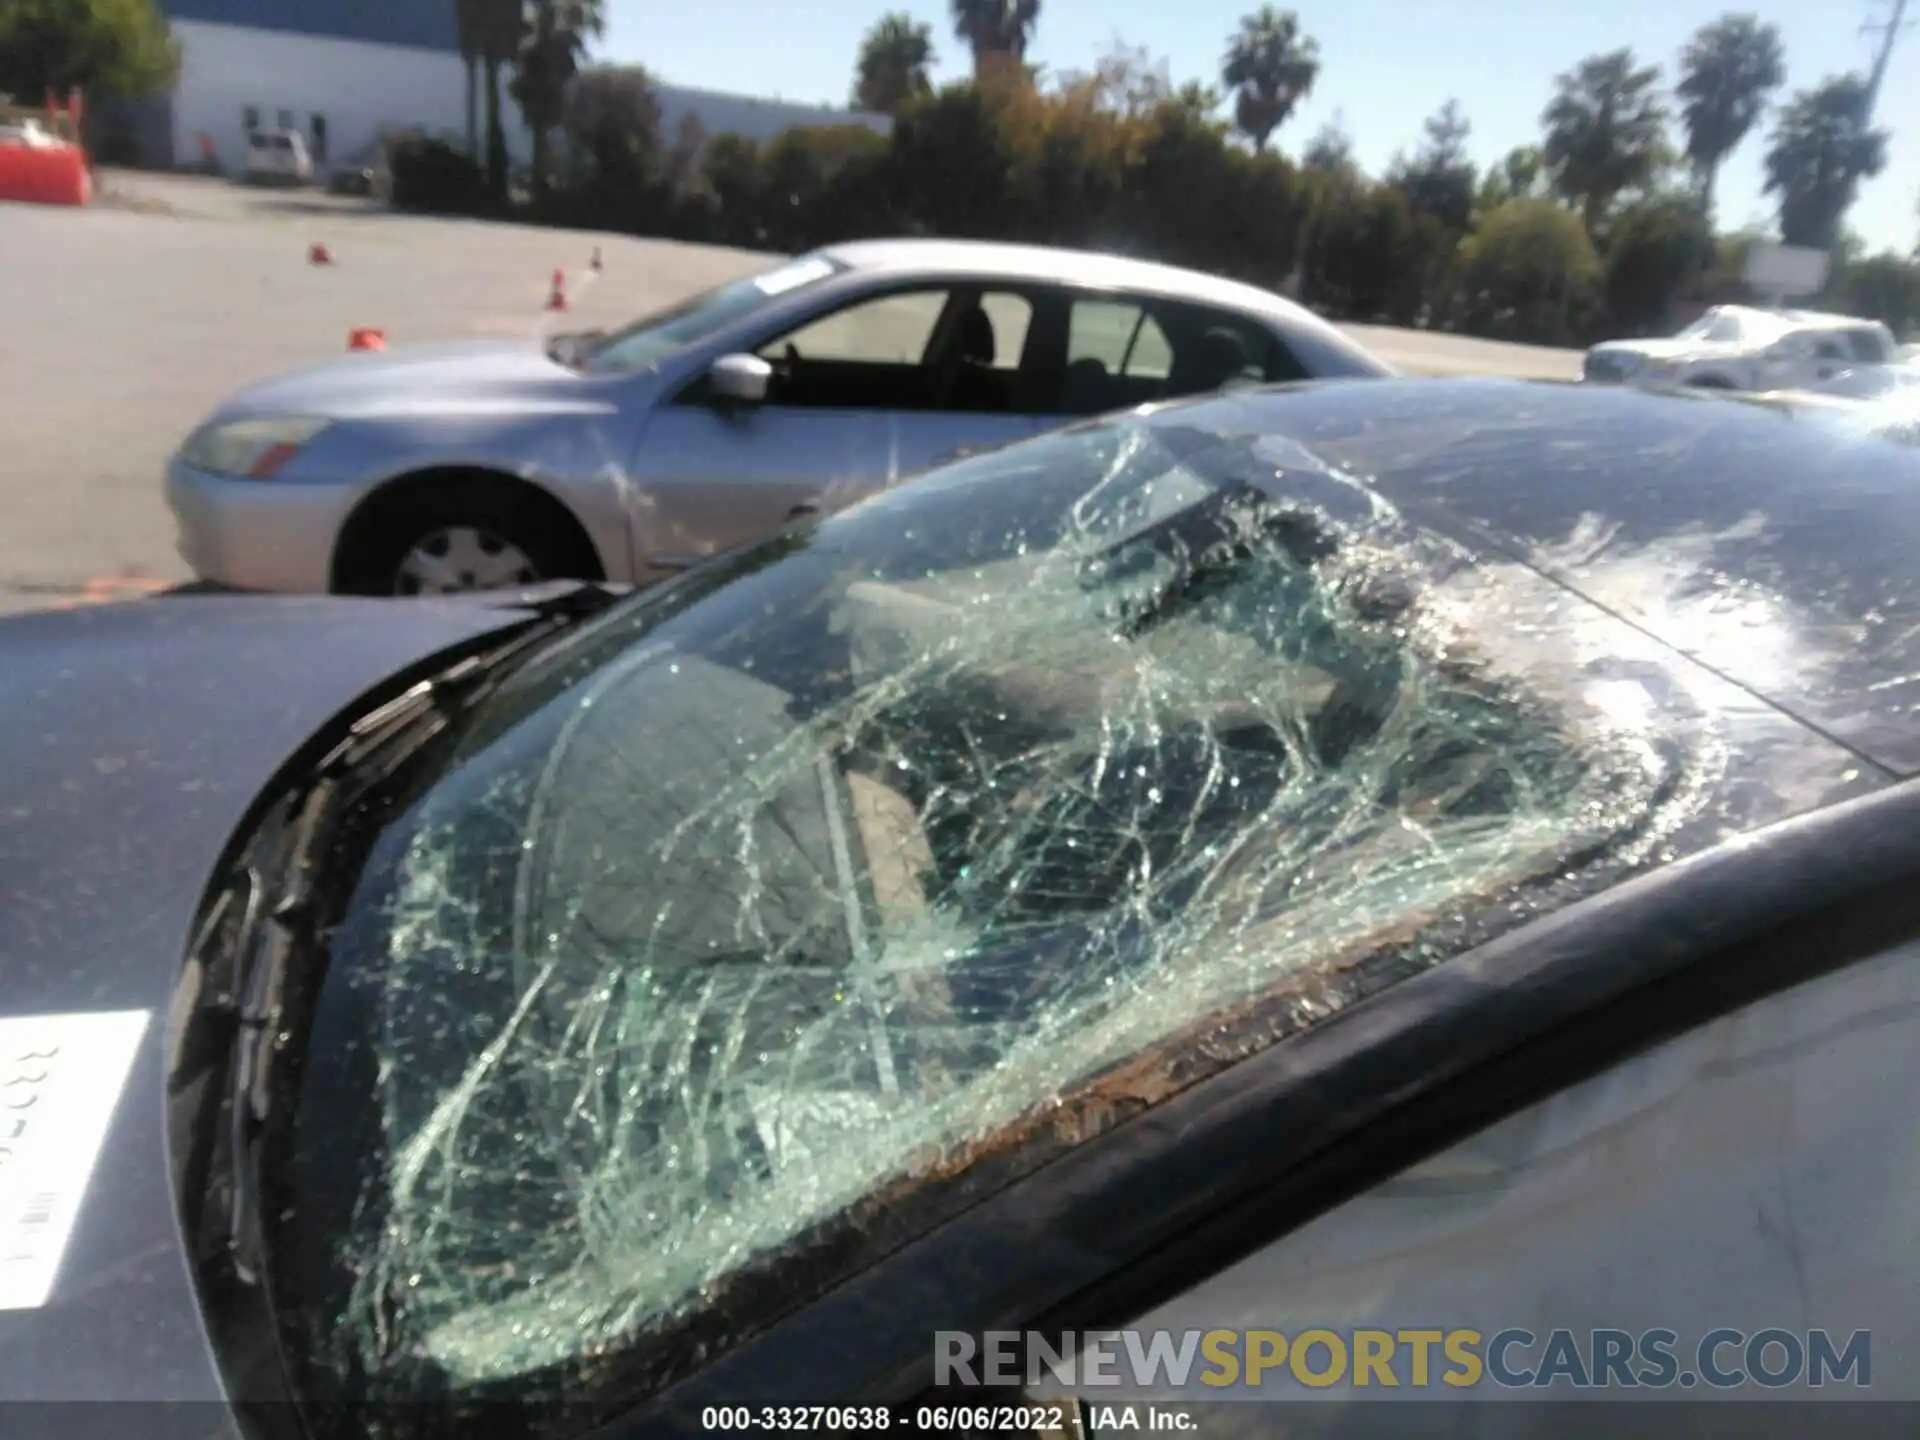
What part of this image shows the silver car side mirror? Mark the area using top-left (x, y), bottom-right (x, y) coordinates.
top-left (709, 353), bottom-right (772, 405)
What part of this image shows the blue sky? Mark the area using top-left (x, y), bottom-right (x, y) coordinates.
top-left (599, 0), bottom-right (1920, 254)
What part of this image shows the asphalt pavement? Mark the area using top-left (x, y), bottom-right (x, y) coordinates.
top-left (0, 171), bottom-right (1583, 618)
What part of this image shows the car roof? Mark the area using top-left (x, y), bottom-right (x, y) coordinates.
top-left (1148, 376), bottom-right (1920, 775)
top-left (1777, 307), bottom-right (1885, 332)
top-left (818, 237), bottom-right (1300, 317)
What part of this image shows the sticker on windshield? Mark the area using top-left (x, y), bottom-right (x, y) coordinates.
top-left (754, 257), bottom-right (836, 297)
top-left (0, 1010), bottom-right (149, 1311)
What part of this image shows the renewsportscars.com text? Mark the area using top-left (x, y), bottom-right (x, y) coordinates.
top-left (935, 1327), bottom-right (1872, 1391)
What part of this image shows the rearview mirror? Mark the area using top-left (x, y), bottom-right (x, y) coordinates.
top-left (709, 353), bottom-right (772, 405)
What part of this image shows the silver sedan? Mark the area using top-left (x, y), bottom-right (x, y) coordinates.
top-left (165, 238), bottom-right (1393, 596)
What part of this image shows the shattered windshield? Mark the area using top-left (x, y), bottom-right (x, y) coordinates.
top-left (278, 416), bottom-right (1685, 1420)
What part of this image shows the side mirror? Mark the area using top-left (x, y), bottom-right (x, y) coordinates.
top-left (709, 353), bottom-right (772, 406)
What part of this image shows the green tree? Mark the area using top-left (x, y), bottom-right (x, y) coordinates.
top-left (1763, 75), bottom-right (1888, 251)
top-left (1066, 39), bottom-right (1176, 118)
top-left (1477, 144), bottom-right (1545, 209)
top-left (853, 12), bottom-right (935, 115)
top-left (560, 64), bottom-right (664, 222)
top-left (1602, 193), bottom-right (1715, 333)
top-left (1171, 80), bottom-right (1222, 120)
top-left (0, 0), bottom-right (177, 103)
top-left (453, 0), bottom-right (483, 160)
top-left (1459, 198), bottom-right (1601, 344)
top-left (1542, 49), bottom-right (1670, 233)
top-left (950, 0), bottom-right (1040, 77)
top-left (475, 0), bottom-right (527, 201)
top-left (1221, 6), bottom-right (1319, 153)
top-left (1301, 116), bottom-right (1354, 174)
top-left (1675, 13), bottom-right (1784, 218)
top-left (1391, 98), bottom-right (1475, 232)
top-left (512, 0), bottom-right (604, 200)
top-left (1829, 252), bottom-right (1920, 338)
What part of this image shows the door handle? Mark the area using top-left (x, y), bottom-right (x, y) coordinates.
top-left (786, 498), bottom-right (823, 520)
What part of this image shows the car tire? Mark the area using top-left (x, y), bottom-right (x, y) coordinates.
top-left (334, 479), bottom-right (601, 597)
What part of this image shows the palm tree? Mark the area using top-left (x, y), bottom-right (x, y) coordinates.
top-left (1221, 6), bottom-right (1319, 153)
top-left (1542, 48), bottom-right (1669, 233)
top-left (475, 0), bottom-right (527, 200)
top-left (949, 0), bottom-right (1039, 78)
top-left (1675, 13), bottom-right (1785, 217)
top-left (854, 12), bottom-right (935, 114)
top-left (1764, 75), bottom-right (1889, 250)
top-left (512, 0), bottom-right (604, 198)
top-left (454, 0), bottom-right (484, 160)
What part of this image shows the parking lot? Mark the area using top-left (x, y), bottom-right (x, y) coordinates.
top-left (0, 172), bottom-right (1582, 618)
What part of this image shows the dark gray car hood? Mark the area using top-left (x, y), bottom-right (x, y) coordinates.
top-left (0, 594), bottom-right (528, 1420)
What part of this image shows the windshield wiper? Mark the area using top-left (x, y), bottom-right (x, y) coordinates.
top-left (1106, 483), bottom-right (1339, 639)
top-left (217, 581), bottom-right (624, 1280)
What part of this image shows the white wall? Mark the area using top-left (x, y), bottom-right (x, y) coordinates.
top-left (651, 82), bottom-right (892, 151)
top-left (171, 18), bottom-right (530, 174)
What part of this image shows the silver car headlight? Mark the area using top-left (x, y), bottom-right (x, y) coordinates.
top-left (179, 417), bottom-right (332, 478)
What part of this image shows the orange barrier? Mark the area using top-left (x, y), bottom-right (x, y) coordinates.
top-left (0, 142), bottom-right (90, 206)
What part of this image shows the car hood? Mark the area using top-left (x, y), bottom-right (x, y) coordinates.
top-left (0, 593), bottom-right (535, 1419)
top-left (206, 339), bottom-right (613, 423)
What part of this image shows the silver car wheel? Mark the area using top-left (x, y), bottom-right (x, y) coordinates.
top-left (393, 526), bottom-right (540, 595)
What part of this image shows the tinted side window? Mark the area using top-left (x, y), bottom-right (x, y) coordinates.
top-left (1057, 934), bottom-right (1917, 1409)
top-left (751, 287), bottom-right (954, 411)
top-left (765, 289), bottom-right (947, 365)
top-left (1060, 299), bottom-right (1177, 414)
top-left (1849, 331), bottom-right (1889, 364)
top-left (1159, 304), bottom-right (1310, 391)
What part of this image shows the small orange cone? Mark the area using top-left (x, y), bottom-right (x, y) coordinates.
top-left (348, 327), bottom-right (385, 351)
top-left (309, 241), bottom-right (333, 265)
top-left (547, 268), bottom-right (568, 311)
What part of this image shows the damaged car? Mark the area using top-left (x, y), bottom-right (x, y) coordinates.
top-left (4, 376), bottom-right (1920, 1440)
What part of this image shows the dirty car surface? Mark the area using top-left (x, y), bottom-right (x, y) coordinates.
top-left (141, 378), bottom-right (1917, 1436)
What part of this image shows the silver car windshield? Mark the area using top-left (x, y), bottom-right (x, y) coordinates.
top-left (1679, 312), bottom-right (1743, 343)
top-left (287, 417), bottom-right (1684, 1410)
top-left (581, 253), bottom-right (846, 374)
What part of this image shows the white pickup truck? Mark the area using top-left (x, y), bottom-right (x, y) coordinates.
top-left (1582, 305), bottom-right (1898, 392)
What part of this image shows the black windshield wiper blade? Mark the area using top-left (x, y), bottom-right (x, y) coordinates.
top-left (1109, 484), bottom-right (1339, 639)
top-left (219, 582), bottom-right (625, 1277)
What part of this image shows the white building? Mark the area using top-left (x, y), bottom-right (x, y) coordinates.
top-left (150, 0), bottom-right (886, 177)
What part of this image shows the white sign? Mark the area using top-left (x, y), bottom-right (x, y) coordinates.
top-left (1745, 241), bottom-right (1830, 301)
top-left (0, 1010), bottom-right (150, 1311)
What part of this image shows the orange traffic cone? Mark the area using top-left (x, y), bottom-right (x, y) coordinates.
top-left (348, 327), bottom-right (385, 351)
top-left (309, 242), bottom-right (333, 265)
top-left (547, 268), bottom-right (568, 311)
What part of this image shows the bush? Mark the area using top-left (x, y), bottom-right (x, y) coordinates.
top-left (388, 134), bottom-right (487, 215)
top-left (1601, 195), bottom-right (1715, 336)
top-left (1458, 199), bottom-right (1600, 345)
top-left (1827, 253), bottom-right (1920, 340)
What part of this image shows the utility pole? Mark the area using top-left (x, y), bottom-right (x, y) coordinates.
top-left (1864, 0), bottom-right (1912, 121)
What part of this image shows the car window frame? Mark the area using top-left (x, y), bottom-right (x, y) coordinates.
top-left (1041, 288), bottom-right (1304, 415)
top-left (631, 778), bottom-right (1920, 1419)
top-left (671, 276), bottom-right (1054, 417)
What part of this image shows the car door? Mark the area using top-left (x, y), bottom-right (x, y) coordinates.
top-left (1028, 291), bottom-right (1311, 425)
top-left (1040, 923), bottom-right (1919, 1429)
top-left (1808, 332), bottom-right (1852, 385)
top-left (627, 282), bottom-right (1044, 572)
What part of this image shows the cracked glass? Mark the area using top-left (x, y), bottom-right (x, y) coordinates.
top-left (280, 414), bottom-right (1693, 1418)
